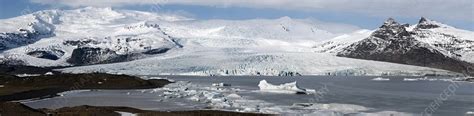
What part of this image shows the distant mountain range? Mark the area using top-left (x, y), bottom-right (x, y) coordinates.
top-left (0, 7), bottom-right (472, 76)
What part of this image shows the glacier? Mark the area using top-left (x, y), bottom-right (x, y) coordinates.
top-left (0, 7), bottom-right (469, 76)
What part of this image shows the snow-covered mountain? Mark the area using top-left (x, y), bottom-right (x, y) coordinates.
top-left (313, 29), bottom-right (373, 54)
top-left (411, 17), bottom-right (474, 63)
top-left (0, 7), bottom-right (189, 66)
top-left (0, 7), bottom-right (468, 76)
top-left (328, 18), bottom-right (473, 75)
top-left (0, 7), bottom-right (345, 65)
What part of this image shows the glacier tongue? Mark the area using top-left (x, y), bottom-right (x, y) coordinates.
top-left (58, 48), bottom-right (456, 76)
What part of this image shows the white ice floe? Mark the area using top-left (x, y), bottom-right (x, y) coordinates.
top-left (403, 77), bottom-right (439, 81)
top-left (142, 76), bottom-right (175, 82)
top-left (403, 78), bottom-right (419, 81)
top-left (57, 90), bottom-right (92, 96)
top-left (265, 103), bottom-right (415, 115)
top-left (16, 74), bottom-right (41, 77)
top-left (371, 77), bottom-right (390, 81)
top-left (258, 80), bottom-right (315, 94)
top-left (153, 81), bottom-right (271, 112)
top-left (116, 111), bottom-right (137, 116)
top-left (466, 111), bottom-right (474, 115)
top-left (44, 72), bottom-right (54, 75)
top-left (135, 80), bottom-right (416, 115)
top-left (352, 111), bottom-right (416, 116)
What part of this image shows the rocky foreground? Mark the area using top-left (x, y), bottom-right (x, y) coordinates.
top-left (0, 102), bottom-right (272, 116)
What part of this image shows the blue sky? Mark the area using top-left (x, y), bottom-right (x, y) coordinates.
top-left (1, 0), bottom-right (472, 30)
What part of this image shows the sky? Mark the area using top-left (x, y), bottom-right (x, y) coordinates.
top-left (0, 0), bottom-right (473, 30)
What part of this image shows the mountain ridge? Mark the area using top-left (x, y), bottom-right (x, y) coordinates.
top-left (336, 17), bottom-right (473, 75)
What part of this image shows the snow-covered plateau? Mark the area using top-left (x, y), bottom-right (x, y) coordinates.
top-left (0, 7), bottom-right (472, 76)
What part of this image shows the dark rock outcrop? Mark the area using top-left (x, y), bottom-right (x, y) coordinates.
top-left (67, 47), bottom-right (138, 65)
top-left (63, 39), bottom-right (98, 46)
top-left (416, 17), bottom-right (441, 29)
top-left (0, 31), bottom-right (42, 51)
top-left (27, 50), bottom-right (65, 60)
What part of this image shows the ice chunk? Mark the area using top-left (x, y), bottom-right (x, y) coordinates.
top-left (403, 77), bottom-right (438, 81)
top-left (371, 77), bottom-right (390, 81)
top-left (258, 80), bottom-right (312, 94)
top-left (466, 111), bottom-right (474, 115)
top-left (44, 72), bottom-right (54, 75)
top-left (146, 76), bottom-right (175, 82)
top-left (16, 74), bottom-right (41, 77)
top-left (403, 78), bottom-right (419, 81)
top-left (212, 83), bottom-right (231, 87)
top-left (226, 93), bottom-right (242, 98)
top-left (116, 111), bottom-right (137, 116)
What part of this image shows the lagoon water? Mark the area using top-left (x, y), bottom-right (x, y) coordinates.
top-left (24, 76), bottom-right (474, 116)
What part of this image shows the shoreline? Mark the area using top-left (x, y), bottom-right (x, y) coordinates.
top-left (0, 65), bottom-right (274, 115)
top-left (1, 102), bottom-right (273, 116)
top-left (0, 73), bottom-right (172, 101)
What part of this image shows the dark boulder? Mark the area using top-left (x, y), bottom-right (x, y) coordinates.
top-left (67, 47), bottom-right (140, 65)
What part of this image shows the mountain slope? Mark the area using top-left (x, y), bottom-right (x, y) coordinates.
top-left (336, 18), bottom-right (473, 75)
top-left (0, 7), bottom-right (187, 66)
top-left (313, 30), bottom-right (373, 54)
top-left (0, 7), bottom-right (350, 67)
top-left (411, 17), bottom-right (474, 63)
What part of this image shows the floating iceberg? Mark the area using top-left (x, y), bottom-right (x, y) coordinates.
top-left (116, 111), bottom-right (137, 116)
top-left (403, 78), bottom-right (419, 81)
top-left (258, 80), bottom-right (314, 94)
top-left (371, 77), bottom-right (390, 81)
top-left (403, 77), bottom-right (438, 81)
top-left (212, 83), bottom-right (231, 87)
top-left (466, 111), bottom-right (474, 115)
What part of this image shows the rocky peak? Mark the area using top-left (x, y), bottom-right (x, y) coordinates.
top-left (373, 18), bottom-right (410, 39)
top-left (416, 17), bottom-right (441, 29)
top-left (383, 18), bottom-right (398, 27)
top-left (419, 17), bottom-right (429, 23)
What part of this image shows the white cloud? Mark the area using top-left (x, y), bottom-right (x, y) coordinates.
top-left (30, 0), bottom-right (473, 22)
